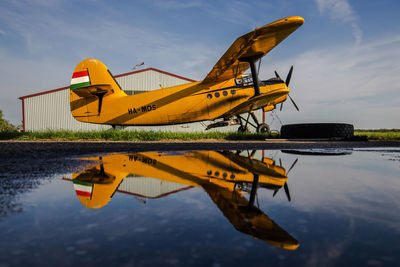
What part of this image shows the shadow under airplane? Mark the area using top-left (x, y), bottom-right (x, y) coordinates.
top-left (65, 150), bottom-right (299, 250)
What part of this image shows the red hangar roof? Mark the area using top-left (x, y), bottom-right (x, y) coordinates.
top-left (19, 67), bottom-right (196, 100)
top-left (18, 67), bottom-right (196, 132)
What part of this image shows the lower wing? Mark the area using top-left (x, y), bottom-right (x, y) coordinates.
top-left (221, 88), bottom-right (289, 118)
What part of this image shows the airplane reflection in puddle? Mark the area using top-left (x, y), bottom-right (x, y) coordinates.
top-left (66, 150), bottom-right (299, 250)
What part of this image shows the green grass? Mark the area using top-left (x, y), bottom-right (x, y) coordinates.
top-left (354, 130), bottom-right (400, 140)
top-left (1, 129), bottom-right (399, 141)
top-left (0, 129), bottom-right (280, 141)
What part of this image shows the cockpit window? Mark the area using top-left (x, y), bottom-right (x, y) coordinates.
top-left (235, 76), bottom-right (253, 87)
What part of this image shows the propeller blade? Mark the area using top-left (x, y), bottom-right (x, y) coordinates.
top-left (274, 71), bottom-right (281, 80)
top-left (280, 102), bottom-right (283, 111)
top-left (257, 58), bottom-right (262, 75)
top-left (288, 94), bottom-right (299, 111)
top-left (284, 182), bottom-right (291, 202)
top-left (285, 65), bottom-right (293, 86)
top-left (287, 158), bottom-right (298, 174)
top-left (279, 158), bottom-right (282, 167)
top-left (273, 189), bottom-right (278, 197)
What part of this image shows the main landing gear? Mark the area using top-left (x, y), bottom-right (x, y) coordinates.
top-left (206, 53), bottom-right (271, 133)
top-left (205, 114), bottom-right (270, 133)
top-left (236, 112), bottom-right (270, 133)
top-left (236, 53), bottom-right (269, 133)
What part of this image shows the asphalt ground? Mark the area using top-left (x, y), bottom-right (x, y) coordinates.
top-left (1, 139), bottom-right (399, 159)
top-left (0, 139), bottom-right (399, 219)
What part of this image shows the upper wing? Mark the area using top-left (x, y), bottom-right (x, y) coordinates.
top-left (201, 16), bottom-right (304, 85)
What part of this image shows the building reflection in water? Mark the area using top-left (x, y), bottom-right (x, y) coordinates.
top-left (66, 150), bottom-right (299, 250)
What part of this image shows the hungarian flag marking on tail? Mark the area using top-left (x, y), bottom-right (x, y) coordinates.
top-left (71, 70), bottom-right (90, 90)
top-left (73, 179), bottom-right (93, 198)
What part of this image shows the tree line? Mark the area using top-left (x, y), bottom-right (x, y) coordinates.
top-left (0, 109), bottom-right (17, 132)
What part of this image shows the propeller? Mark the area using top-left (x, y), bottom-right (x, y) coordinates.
top-left (274, 159), bottom-right (282, 198)
top-left (285, 65), bottom-right (293, 86)
top-left (272, 182), bottom-right (291, 202)
top-left (287, 158), bottom-right (298, 175)
top-left (274, 70), bottom-right (281, 79)
top-left (275, 66), bottom-right (299, 111)
top-left (284, 158), bottom-right (298, 202)
top-left (288, 94), bottom-right (299, 111)
top-left (273, 157), bottom-right (297, 201)
top-left (284, 182), bottom-right (291, 202)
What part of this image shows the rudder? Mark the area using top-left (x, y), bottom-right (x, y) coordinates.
top-left (70, 58), bottom-right (126, 123)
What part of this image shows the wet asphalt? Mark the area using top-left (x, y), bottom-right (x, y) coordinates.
top-left (0, 140), bottom-right (398, 219)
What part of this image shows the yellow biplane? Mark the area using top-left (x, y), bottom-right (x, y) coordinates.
top-left (68, 150), bottom-right (299, 250)
top-left (70, 16), bottom-right (304, 132)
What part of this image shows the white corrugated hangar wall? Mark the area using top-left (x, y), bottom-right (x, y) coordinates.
top-left (19, 68), bottom-right (263, 132)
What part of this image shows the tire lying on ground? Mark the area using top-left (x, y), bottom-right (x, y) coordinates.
top-left (280, 123), bottom-right (354, 139)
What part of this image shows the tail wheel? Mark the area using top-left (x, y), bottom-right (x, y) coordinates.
top-left (257, 123), bottom-right (270, 133)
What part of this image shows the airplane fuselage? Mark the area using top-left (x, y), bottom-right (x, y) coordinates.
top-left (72, 77), bottom-right (289, 126)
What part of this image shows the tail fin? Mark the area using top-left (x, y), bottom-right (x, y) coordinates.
top-left (70, 58), bottom-right (126, 123)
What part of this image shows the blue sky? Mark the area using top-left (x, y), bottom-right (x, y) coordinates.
top-left (1, 0), bottom-right (399, 128)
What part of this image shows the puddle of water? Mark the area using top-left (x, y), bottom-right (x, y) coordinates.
top-left (0, 149), bottom-right (399, 266)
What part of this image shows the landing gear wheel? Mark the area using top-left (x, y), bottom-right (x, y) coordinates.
top-left (257, 123), bottom-right (270, 133)
top-left (238, 125), bottom-right (249, 133)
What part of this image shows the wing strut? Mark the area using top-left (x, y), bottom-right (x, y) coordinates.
top-left (239, 53), bottom-right (264, 97)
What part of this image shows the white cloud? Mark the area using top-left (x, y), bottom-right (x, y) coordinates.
top-left (316, 0), bottom-right (354, 22)
top-left (261, 35), bottom-right (400, 129)
top-left (278, 151), bottom-right (400, 231)
top-left (0, 48), bottom-right (71, 125)
top-left (149, 0), bottom-right (272, 29)
top-left (1, 0), bottom-right (399, 129)
top-left (0, 1), bottom-right (221, 124)
top-left (315, 0), bottom-right (362, 45)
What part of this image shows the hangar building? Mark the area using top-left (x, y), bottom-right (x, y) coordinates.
top-left (63, 174), bottom-right (193, 201)
top-left (20, 68), bottom-right (199, 132)
top-left (19, 67), bottom-right (264, 132)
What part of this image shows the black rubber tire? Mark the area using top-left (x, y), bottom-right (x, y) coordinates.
top-left (280, 123), bottom-right (354, 139)
top-left (257, 123), bottom-right (270, 133)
